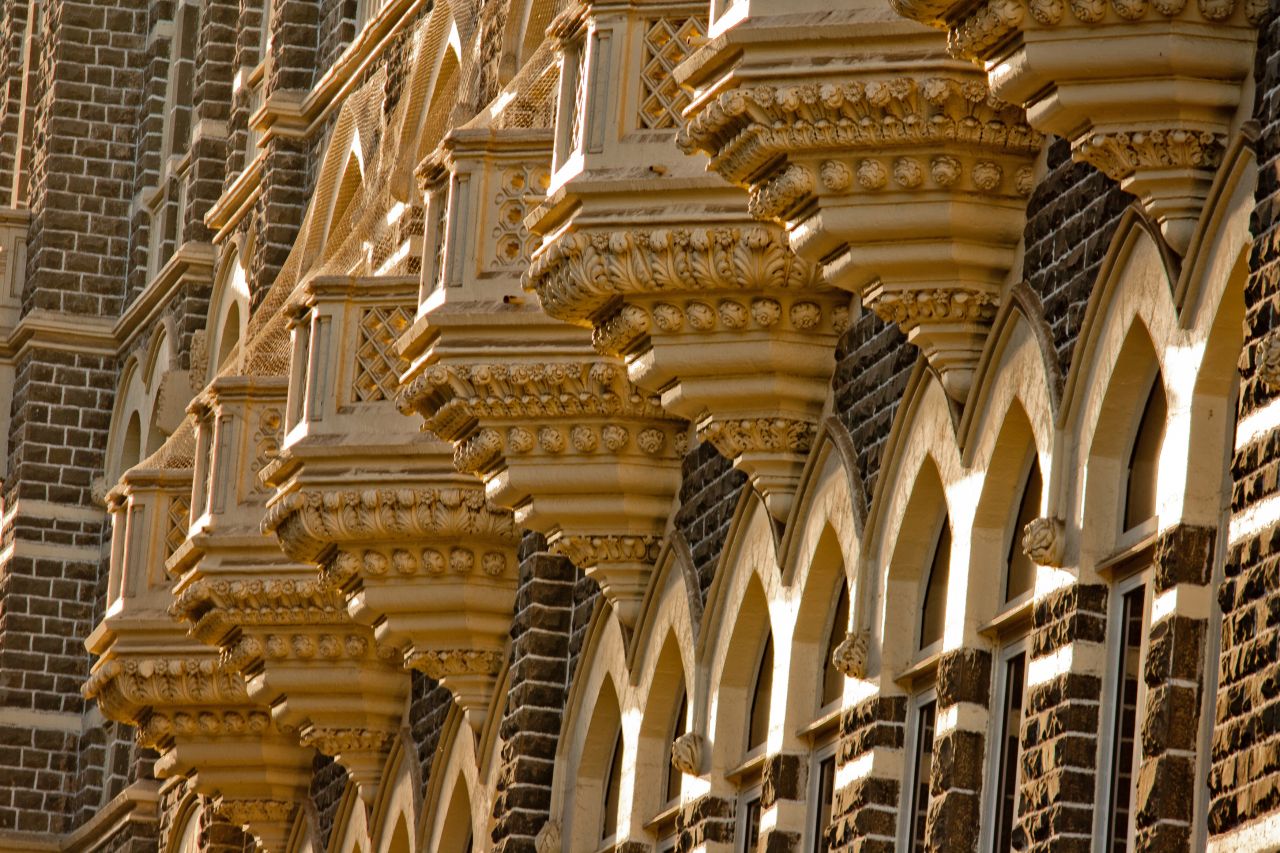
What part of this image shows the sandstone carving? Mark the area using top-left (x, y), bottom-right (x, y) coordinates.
top-left (832, 628), bottom-right (872, 679)
top-left (1257, 330), bottom-right (1280, 389)
top-left (535, 819), bottom-right (562, 853)
top-left (670, 731), bottom-right (706, 777)
top-left (1022, 516), bottom-right (1066, 567)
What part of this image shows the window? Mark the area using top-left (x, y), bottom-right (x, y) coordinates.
top-left (809, 746), bottom-right (837, 853)
top-left (989, 646), bottom-right (1027, 853)
top-left (904, 697), bottom-right (937, 853)
top-left (1006, 461), bottom-right (1042, 602)
top-left (738, 790), bottom-right (762, 853)
top-left (601, 730), bottom-right (623, 842)
top-left (665, 692), bottom-right (687, 806)
top-left (822, 585), bottom-right (850, 708)
top-left (167, 2), bottom-right (199, 158)
top-left (1124, 377), bottom-right (1166, 532)
top-left (747, 634), bottom-right (773, 753)
top-left (1106, 584), bottom-right (1146, 851)
top-left (920, 519), bottom-right (951, 649)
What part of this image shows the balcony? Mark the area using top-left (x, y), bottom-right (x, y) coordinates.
top-left (83, 423), bottom-right (313, 852)
top-left (891, 0), bottom-right (1261, 253)
top-left (521, 0), bottom-right (850, 520)
top-left (258, 273), bottom-right (518, 735)
top-left (676, 0), bottom-right (1042, 401)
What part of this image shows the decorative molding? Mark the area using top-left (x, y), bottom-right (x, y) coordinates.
top-left (534, 819), bottom-right (562, 853)
top-left (406, 648), bottom-right (507, 679)
top-left (832, 628), bottom-right (871, 679)
top-left (671, 732), bottom-right (706, 777)
top-left (1022, 516), bottom-right (1066, 567)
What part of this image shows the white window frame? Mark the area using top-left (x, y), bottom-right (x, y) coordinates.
top-left (1092, 568), bottom-right (1153, 851)
top-left (897, 687), bottom-right (939, 852)
top-left (979, 638), bottom-right (1029, 853)
top-left (735, 782), bottom-right (763, 853)
top-left (804, 738), bottom-right (839, 853)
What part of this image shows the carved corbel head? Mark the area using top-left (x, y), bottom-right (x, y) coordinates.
top-left (1021, 516), bottom-right (1066, 568)
top-left (670, 731), bottom-right (707, 777)
top-left (832, 628), bottom-right (871, 680)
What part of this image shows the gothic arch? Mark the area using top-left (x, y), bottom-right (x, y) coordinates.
top-left (206, 246), bottom-right (250, 382)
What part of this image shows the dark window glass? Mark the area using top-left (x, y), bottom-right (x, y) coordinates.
top-left (992, 653), bottom-right (1026, 852)
top-left (1006, 461), bottom-right (1042, 602)
top-left (908, 701), bottom-right (937, 853)
top-left (920, 521), bottom-right (951, 648)
top-left (1124, 379), bottom-right (1166, 531)
top-left (822, 586), bottom-right (850, 707)
top-left (1107, 587), bottom-right (1145, 851)
top-left (747, 635), bottom-right (773, 752)
top-left (812, 755), bottom-right (836, 853)
top-left (665, 692), bottom-right (687, 805)
top-left (602, 730), bottom-right (623, 840)
top-left (742, 796), bottom-right (762, 853)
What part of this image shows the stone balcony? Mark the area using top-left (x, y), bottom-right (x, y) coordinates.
top-left (891, 0), bottom-right (1262, 253)
top-left (83, 423), bottom-right (313, 853)
top-left (398, 57), bottom-right (687, 629)
top-left (675, 0), bottom-right (1041, 401)
top-left (257, 273), bottom-right (519, 735)
top-left (521, 0), bottom-right (849, 522)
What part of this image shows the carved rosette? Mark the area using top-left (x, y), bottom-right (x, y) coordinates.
top-left (400, 358), bottom-right (684, 627)
top-left (260, 483), bottom-right (520, 730)
top-left (83, 652), bottom-right (312, 852)
top-left (170, 574), bottom-right (409, 805)
top-left (678, 71), bottom-right (1040, 402)
top-left (893, 0), bottom-right (1262, 254)
top-left (526, 224), bottom-right (848, 520)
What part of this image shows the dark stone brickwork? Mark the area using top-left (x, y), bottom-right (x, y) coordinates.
top-left (1021, 137), bottom-right (1133, 382)
top-left (0, 0), bottom-right (32, 196)
top-left (676, 793), bottom-right (734, 853)
top-left (832, 312), bottom-right (918, 514)
top-left (409, 669), bottom-right (455, 799)
top-left (1017, 583), bottom-right (1107, 853)
top-left (491, 531), bottom-right (578, 853)
top-left (828, 695), bottom-right (907, 853)
top-left (928, 649), bottom-right (992, 853)
top-left (674, 440), bottom-right (748, 604)
top-left (309, 753), bottom-right (349, 851)
top-left (316, 0), bottom-right (357, 74)
top-left (1210, 3), bottom-right (1280, 837)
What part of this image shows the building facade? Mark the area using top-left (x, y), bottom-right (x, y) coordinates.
top-left (0, 0), bottom-right (1277, 849)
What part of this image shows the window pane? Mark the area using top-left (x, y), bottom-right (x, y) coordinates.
top-left (920, 522), bottom-right (951, 648)
top-left (908, 701), bottom-right (937, 853)
top-left (992, 653), bottom-right (1026, 852)
top-left (743, 796), bottom-right (762, 853)
top-left (666, 692), bottom-right (687, 805)
top-left (1124, 378), bottom-right (1166, 530)
top-left (1107, 587), bottom-right (1145, 851)
top-left (602, 730), bottom-right (623, 840)
top-left (1006, 462), bottom-right (1042, 602)
top-left (748, 635), bottom-right (773, 752)
top-left (813, 755), bottom-right (836, 853)
top-left (822, 586), bottom-right (850, 707)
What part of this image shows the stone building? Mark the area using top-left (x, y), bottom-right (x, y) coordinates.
top-left (0, 0), bottom-right (1277, 848)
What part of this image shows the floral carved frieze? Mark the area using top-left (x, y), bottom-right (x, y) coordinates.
top-left (262, 485), bottom-right (518, 567)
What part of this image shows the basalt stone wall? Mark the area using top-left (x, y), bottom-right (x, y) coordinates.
top-left (1209, 0), bottom-right (1280, 837)
top-left (1021, 137), bottom-right (1132, 383)
top-left (491, 532), bottom-right (578, 853)
top-left (673, 440), bottom-right (748, 605)
top-left (309, 753), bottom-right (349, 851)
top-left (409, 670), bottom-right (455, 801)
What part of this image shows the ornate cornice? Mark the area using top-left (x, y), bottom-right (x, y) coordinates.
top-left (84, 656), bottom-right (250, 728)
top-left (677, 76), bottom-right (1041, 194)
top-left (526, 225), bottom-right (822, 326)
top-left (406, 648), bottom-right (507, 679)
top-left (262, 485), bottom-right (518, 566)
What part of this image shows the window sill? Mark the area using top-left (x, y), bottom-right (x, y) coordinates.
top-left (895, 643), bottom-right (942, 689)
top-left (643, 801), bottom-right (680, 835)
top-left (796, 704), bottom-right (842, 743)
top-left (725, 748), bottom-right (767, 786)
top-left (1097, 527), bottom-right (1158, 582)
top-left (979, 594), bottom-right (1034, 640)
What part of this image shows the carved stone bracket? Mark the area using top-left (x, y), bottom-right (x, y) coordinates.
top-left (832, 628), bottom-right (872, 679)
top-left (677, 29), bottom-right (1041, 401)
top-left (671, 731), bottom-right (707, 777)
top-left (399, 345), bottom-right (685, 629)
top-left (893, 0), bottom-right (1263, 253)
top-left (1022, 516), bottom-right (1066, 567)
top-left (526, 223), bottom-right (847, 519)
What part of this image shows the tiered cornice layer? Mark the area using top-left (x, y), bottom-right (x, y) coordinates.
top-left (677, 10), bottom-right (1042, 400)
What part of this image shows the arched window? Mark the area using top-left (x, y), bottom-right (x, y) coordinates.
top-left (601, 729), bottom-right (624, 842)
top-left (821, 585), bottom-right (850, 708)
top-left (1005, 460), bottom-right (1042, 602)
top-left (665, 691), bottom-right (687, 807)
top-left (747, 634), bottom-right (773, 753)
top-left (1124, 376), bottom-right (1166, 531)
top-left (121, 412), bottom-right (142, 473)
top-left (919, 518), bottom-right (951, 649)
top-left (172, 801), bottom-right (201, 853)
top-left (216, 301), bottom-right (240, 371)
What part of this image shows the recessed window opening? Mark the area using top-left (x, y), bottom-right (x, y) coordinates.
top-left (1006, 460), bottom-right (1042, 602)
top-left (991, 650), bottom-right (1027, 852)
top-left (665, 691), bottom-right (687, 806)
top-left (747, 634), bottom-right (773, 754)
top-left (601, 729), bottom-right (623, 842)
top-left (906, 699), bottom-right (937, 853)
top-left (821, 584), bottom-right (850, 708)
top-left (919, 518), bottom-right (951, 649)
top-left (1124, 376), bottom-right (1166, 532)
top-left (1106, 585), bottom-right (1146, 851)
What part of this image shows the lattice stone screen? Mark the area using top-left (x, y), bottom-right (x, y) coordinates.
top-left (638, 17), bottom-right (706, 130)
top-left (354, 306), bottom-right (413, 402)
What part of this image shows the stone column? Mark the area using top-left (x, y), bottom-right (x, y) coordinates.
top-left (827, 695), bottom-right (907, 853)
